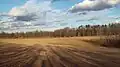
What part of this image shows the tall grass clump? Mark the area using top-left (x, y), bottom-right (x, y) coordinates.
top-left (101, 35), bottom-right (120, 48)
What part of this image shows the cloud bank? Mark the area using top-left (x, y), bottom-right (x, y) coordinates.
top-left (0, 0), bottom-right (120, 32)
top-left (69, 0), bottom-right (120, 13)
top-left (0, 0), bottom-right (69, 32)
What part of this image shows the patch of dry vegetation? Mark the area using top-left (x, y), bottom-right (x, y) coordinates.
top-left (82, 35), bottom-right (120, 48)
top-left (1, 35), bottom-right (120, 48)
top-left (0, 36), bottom-right (101, 49)
top-left (101, 35), bottom-right (120, 48)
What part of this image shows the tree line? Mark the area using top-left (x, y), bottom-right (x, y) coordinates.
top-left (0, 23), bottom-right (120, 38)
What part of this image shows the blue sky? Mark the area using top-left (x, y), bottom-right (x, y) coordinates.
top-left (0, 0), bottom-right (83, 12)
top-left (52, 0), bottom-right (83, 9)
top-left (0, 0), bottom-right (120, 32)
top-left (0, 0), bottom-right (28, 12)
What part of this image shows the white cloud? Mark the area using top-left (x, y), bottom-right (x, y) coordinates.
top-left (108, 0), bottom-right (120, 5)
top-left (9, 7), bottom-right (28, 16)
top-left (69, 0), bottom-right (120, 13)
top-left (9, 0), bottom-right (52, 21)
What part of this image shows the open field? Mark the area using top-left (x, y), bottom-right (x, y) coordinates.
top-left (0, 36), bottom-right (120, 67)
top-left (0, 36), bottom-right (101, 46)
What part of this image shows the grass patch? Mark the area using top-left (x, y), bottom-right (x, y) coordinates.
top-left (82, 35), bottom-right (120, 48)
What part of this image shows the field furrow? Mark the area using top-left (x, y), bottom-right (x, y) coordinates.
top-left (0, 42), bottom-right (120, 67)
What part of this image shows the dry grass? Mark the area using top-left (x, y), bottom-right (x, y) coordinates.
top-left (0, 36), bottom-right (101, 49)
top-left (81, 35), bottom-right (120, 48)
top-left (2, 36), bottom-right (120, 48)
top-left (101, 35), bottom-right (120, 48)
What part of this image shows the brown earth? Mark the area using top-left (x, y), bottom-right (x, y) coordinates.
top-left (0, 42), bottom-right (120, 67)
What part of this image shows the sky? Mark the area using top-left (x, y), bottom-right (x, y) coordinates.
top-left (0, 0), bottom-right (120, 32)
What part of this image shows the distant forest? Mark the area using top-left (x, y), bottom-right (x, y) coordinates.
top-left (0, 23), bottom-right (120, 38)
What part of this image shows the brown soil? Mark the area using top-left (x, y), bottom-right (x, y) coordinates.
top-left (0, 43), bottom-right (120, 67)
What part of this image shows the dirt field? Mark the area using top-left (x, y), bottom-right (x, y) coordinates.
top-left (0, 37), bottom-right (120, 67)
